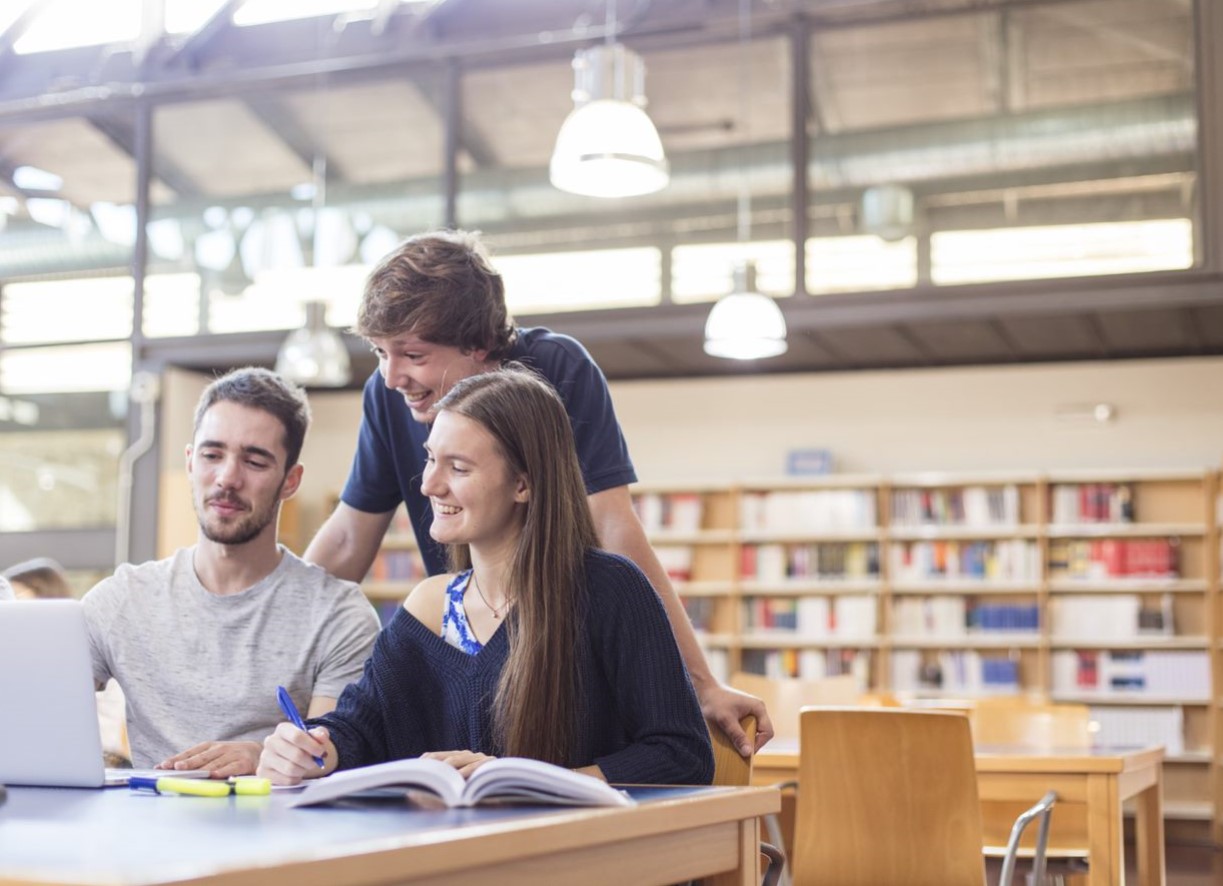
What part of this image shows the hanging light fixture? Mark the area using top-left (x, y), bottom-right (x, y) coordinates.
top-left (704, 262), bottom-right (788, 359)
top-left (549, 2), bottom-right (669, 198)
top-left (275, 300), bottom-right (351, 388)
top-left (703, 0), bottom-right (787, 360)
top-left (274, 154), bottom-right (351, 388)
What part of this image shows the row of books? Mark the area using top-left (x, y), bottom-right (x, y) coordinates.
top-left (1089, 706), bottom-right (1186, 757)
top-left (740, 490), bottom-right (877, 531)
top-left (655, 546), bottom-right (696, 582)
top-left (740, 648), bottom-right (870, 681)
top-left (1049, 483), bottom-right (1134, 525)
top-left (741, 596), bottom-right (877, 638)
top-left (1048, 538), bottom-right (1180, 579)
top-left (1048, 594), bottom-right (1173, 640)
top-left (366, 550), bottom-right (425, 583)
top-left (632, 492), bottom-right (704, 533)
top-left (681, 596), bottom-right (719, 634)
top-left (891, 598), bottom-right (1039, 637)
top-left (1051, 650), bottom-right (1210, 698)
top-left (889, 485), bottom-right (1021, 528)
top-left (891, 650), bottom-right (1021, 694)
top-left (890, 540), bottom-right (1040, 582)
top-left (743, 542), bottom-right (879, 581)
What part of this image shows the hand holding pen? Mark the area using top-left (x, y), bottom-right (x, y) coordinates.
top-left (276, 686), bottom-right (325, 767)
top-left (258, 686), bottom-right (333, 785)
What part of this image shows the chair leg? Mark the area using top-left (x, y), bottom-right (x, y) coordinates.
top-left (762, 814), bottom-right (791, 886)
top-left (760, 841), bottom-right (786, 886)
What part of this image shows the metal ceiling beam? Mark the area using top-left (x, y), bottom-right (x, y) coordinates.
top-left (241, 94), bottom-right (348, 184)
top-left (0, 0), bottom-right (48, 73)
top-left (87, 113), bottom-right (203, 197)
top-left (158, 0), bottom-right (245, 70)
top-left (412, 67), bottom-right (497, 168)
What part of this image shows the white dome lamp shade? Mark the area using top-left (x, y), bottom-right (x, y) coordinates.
top-left (550, 43), bottom-right (669, 198)
top-left (275, 301), bottom-right (351, 388)
top-left (703, 262), bottom-right (788, 360)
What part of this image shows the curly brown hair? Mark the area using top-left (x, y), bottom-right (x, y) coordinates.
top-left (356, 230), bottom-right (518, 360)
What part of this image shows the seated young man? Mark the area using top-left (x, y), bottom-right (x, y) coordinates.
top-left (84, 368), bottom-right (380, 777)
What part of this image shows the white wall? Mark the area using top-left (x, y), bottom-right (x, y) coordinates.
top-left (608, 356), bottom-right (1223, 481)
top-left (157, 356), bottom-right (1223, 542)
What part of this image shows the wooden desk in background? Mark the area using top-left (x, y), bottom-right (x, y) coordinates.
top-left (753, 742), bottom-right (1165, 886)
top-left (0, 783), bottom-right (778, 886)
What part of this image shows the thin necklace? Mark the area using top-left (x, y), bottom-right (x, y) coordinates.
top-left (469, 571), bottom-right (510, 619)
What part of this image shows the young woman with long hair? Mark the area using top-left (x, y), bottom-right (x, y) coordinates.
top-left (259, 367), bottom-right (712, 785)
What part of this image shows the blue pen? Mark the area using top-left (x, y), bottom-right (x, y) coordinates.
top-left (276, 685), bottom-right (325, 768)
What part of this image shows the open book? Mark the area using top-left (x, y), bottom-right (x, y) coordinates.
top-left (288, 756), bottom-right (635, 809)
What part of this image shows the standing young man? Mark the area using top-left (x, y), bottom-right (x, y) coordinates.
top-left (305, 230), bottom-right (771, 755)
top-left (84, 368), bottom-right (380, 775)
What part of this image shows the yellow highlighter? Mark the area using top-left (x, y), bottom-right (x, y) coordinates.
top-left (129, 776), bottom-right (271, 797)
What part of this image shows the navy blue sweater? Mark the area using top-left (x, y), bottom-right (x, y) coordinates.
top-left (313, 550), bottom-right (713, 785)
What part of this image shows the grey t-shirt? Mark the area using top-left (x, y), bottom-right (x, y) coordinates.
top-left (83, 546), bottom-right (380, 768)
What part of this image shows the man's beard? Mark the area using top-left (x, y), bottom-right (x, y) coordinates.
top-left (196, 484), bottom-right (283, 546)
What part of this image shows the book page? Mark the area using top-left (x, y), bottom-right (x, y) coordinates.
top-left (461, 757), bottom-right (634, 807)
top-left (288, 757), bottom-right (467, 808)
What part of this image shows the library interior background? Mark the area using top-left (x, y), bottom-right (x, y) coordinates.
top-left (2, 0), bottom-right (1223, 872)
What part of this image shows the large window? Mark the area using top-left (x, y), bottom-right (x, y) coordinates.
top-left (807, 0), bottom-right (1197, 288)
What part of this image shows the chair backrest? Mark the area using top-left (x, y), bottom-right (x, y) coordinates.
top-left (708, 715), bottom-right (757, 787)
top-left (969, 701), bottom-right (1093, 749)
top-left (794, 707), bottom-right (986, 886)
top-left (730, 672), bottom-right (860, 742)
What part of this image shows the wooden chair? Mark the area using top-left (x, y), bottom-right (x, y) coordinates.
top-left (793, 707), bottom-right (1054, 886)
top-left (707, 716), bottom-right (785, 886)
top-left (969, 701), bottom-right (1093, 874)
top-left (729, 672), bottom-right (860, 743)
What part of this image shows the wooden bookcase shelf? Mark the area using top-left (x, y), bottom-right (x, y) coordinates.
top-left (630, 468), bottom-right (1222, 837)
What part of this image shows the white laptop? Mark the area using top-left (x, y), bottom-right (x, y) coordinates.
top-left (0, 599), bottom-right (207, 787)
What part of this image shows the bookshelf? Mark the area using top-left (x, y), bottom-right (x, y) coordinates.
top-left (631, 468), bottom-right (1222, 838)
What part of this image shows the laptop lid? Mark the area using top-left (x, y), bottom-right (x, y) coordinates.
top-left (0, 599), bottom-right (110, 787)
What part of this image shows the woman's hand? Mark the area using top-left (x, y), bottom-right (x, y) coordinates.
top-left (257, 722), bottom-right (334, 785)
top-left (421, 749), bottom-right (497, 779)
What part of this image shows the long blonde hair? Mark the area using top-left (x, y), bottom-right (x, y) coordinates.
top-left (432, 365), bottom-right (598, 764)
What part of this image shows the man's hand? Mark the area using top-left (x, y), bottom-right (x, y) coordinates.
top-left (421, 749), bottom-right (497, 779)
top-left (700, 683), bottom-right (774, 756)
top-left (157, 741), bottom-right (262, 779)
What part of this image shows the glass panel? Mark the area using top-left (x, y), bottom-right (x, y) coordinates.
top-left (807, 0), bottom-right (1198, 287)
top-left (0, 111), bottom-right (135, 536)
top-left (806, 236), bottom-right (917, 294)
top-left (930, 219), bottom-right (1193, 285)
top-left (2, 277), bottom-right (132, 345)
top-left (496, 248), bottom-right (661, 314)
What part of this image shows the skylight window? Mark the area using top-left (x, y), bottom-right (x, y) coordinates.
top-left (234, 0), bottom-right (385, 27)
top-left (13, 0), bottom-right (140, 54)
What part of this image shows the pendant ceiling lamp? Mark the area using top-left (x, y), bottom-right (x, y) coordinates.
top-left (703, 0), bottom-right (787, 361)
top-left (275, 300), bottom-right (351, 388)
top-left (703, 262), bottom-right (788, 360)
top-left (549, 3), bottom-right (669, 198)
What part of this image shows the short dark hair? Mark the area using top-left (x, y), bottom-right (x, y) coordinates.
top-left (193, 367), bottom-right (311, 468)
top-left (356, 230), bottom-right (517, 359)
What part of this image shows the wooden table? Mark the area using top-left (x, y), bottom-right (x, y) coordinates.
top-left (753, 741), bottom-right (1165, 886)
top-left (0, 783), bottom-right (778, 886)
